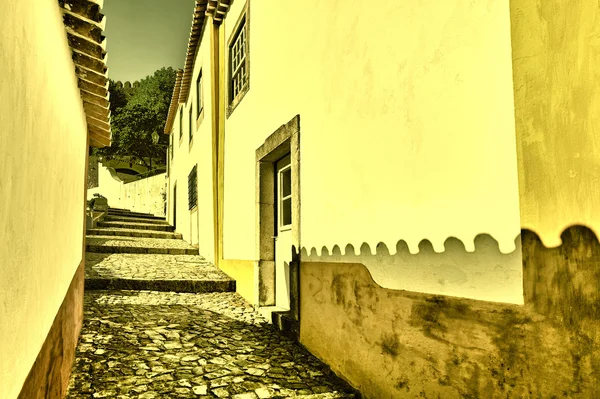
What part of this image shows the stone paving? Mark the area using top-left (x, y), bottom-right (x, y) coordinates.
top-left (73, 208), bottom-right (357, 398)
top-left (87, 227), bottom-right (183, 240)
top-left (97, 221), bottom-right (176, 232)
top-left (87, 236), bottom-right (199, 255)
top-left (104, 215), bottom-right (172, 225)
top-left (66, 291), bottom-right (357, 398)
top-left (85, 253), bottom-right (235, 293)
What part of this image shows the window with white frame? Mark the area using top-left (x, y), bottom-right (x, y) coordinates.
top-left (228, 11), bottom-right (248, 110)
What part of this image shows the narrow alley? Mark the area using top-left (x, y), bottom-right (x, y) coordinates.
top-left (67, 208), bottom-right (357, 398)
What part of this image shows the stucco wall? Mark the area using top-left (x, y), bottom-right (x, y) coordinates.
top-left (121, 173), bottom-right (167, 217)
top-left (167, 23), bottom-right (215, 262)
top-left (0, 1), bottom-right (88, 397)
top-left (300, 227), bottom-right (600, 398)
top-left (222, 0), bottom-right (522, 303)
top-left (511, 0), bottom-right (600, 247)
top-left (89, 163), bottom-right (167, 217)
top-left (87, 163), bottom-right (123, 202)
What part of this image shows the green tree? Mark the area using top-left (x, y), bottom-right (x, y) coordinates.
top-left (111, 103), bottom-right (167, 169)
top-left (93, 67), bottom-right (176, 169)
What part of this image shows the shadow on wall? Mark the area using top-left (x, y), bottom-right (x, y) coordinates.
top-left (301, 234), bottom-right (524, 304)
top-left (299, 225), bottom-right (600, 399)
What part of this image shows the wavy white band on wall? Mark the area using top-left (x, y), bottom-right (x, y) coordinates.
top-left (301, 233), bottom-right (524, 305)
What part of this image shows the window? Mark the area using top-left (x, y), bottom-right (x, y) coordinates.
top-left (228, 7), bottom-right (249, 114)
top-left (188, 165), bottom-right (198, 210)
top-left (196, 70), bottom-right (203, 117)
top-left (189, 101), bottom-right (193, 141)
top-left (280, 166), bottom-right (292, 227)
top-left (179, 106), bottom-right (183, 140)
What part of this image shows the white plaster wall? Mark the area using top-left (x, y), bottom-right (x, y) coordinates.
top-left (121, 174), bottom-right (167, 217)
top-left (167, 23), bottom-right (215, 262)
top-left (88, 163), bottom-right (167, 216)
top-left (87, 163), bottom-right (123, 202)
top-left (0, 1), bottom-right (88, 397)
top-left (222, 0), bottom-right (523, 303)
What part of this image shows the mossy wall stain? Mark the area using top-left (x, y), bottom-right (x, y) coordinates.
top-left (301, 226), bottom-right (600, 398)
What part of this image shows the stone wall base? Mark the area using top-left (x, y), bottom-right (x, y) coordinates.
top-left (18, 260), bottom-right (84, 399)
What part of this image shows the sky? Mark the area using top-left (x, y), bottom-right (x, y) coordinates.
top-left (102, 0), bottom-right (196, 83)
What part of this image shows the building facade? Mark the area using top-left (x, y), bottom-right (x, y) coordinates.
top-left (165, 1), bottom-right (600, 397)
top-left (0, 0), bottom-right (111, 397)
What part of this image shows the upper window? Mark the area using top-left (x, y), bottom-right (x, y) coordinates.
top-left (179, 106), bottom-right (183, 140)
top-left (196, 70), bottom-right (203, 117)
top-left (188, 165), bottom-right (198, 210)
top-left (189, 102), bottom-right (193, 141)
top-left (228, 7), bottom-right (249, 115)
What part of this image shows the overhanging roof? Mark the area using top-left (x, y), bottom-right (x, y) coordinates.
top-left (59, 0), bottom-right (112, 148)
top-left (163, 0), bottom-right (233, 134)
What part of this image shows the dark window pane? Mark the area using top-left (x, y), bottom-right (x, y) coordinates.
top-left (282, 169), bottom-right (291, 197)
top-left (282, 198), bottom-right (291, 226)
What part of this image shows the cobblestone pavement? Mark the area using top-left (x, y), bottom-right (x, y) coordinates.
top-left (104, 216), bottom-right (171, 225)
top-left (87, 227), bottom-right (183, 240)
top-left (87, 236), bottom-right (199, 255)
top-left (86, 254), bottom-right (231, 282)
top-left (67, 291), bottom-right (356, 398)
top-left (97, 221), bottom-right (175, 232)
top-left (88, 236), bottom-right (195, 250)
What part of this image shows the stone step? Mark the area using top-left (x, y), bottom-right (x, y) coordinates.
top-left (86, 236), bottom-right (198, 255)
top-left (296, 394), bottom-right (356, 399)
top-left (85, 277), bottom-right (235, 293)
top-left (86, 228), bottom-right (183, 240)
top-left (97, 221), bottom-right (175, 232)
top-left (104, 215), bottom-right (168, 225)
top-left (107, 207), bottom-right (130, 212)
top-left (85, 253), bottom-right (235, 293)
top-left (107, 210), bottom-right (165, 220)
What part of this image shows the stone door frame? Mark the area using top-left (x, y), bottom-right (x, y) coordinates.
top-left (255, 115), bottom-right (300, 322)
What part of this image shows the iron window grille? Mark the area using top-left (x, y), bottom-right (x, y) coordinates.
top-left (229, 16), bottom-right (248, 105)
top-left (188, 165), bottom-right (198, 210)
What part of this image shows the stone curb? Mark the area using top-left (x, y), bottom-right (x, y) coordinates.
top-left (86, 245), bottom-right (199, 255)
top-left (104, 215), bottom-right (169, 225)
top-left (97, 221), bottom-right (175, 232)
top-left (107, 211), bottom-right (166, 221)
top-left (86, 229), bottom-right (183, 240)
top-left (85, 278), bottom-right (236, 293)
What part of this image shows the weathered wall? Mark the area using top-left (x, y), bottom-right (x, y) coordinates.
top-left (87, 163), bottom-right (123, 202)
top-left (300, 227), bottom-right (600, 398)
top-left (17, 261), bottom-right (85, 399)
top-left (167, 22), bottom-right (215, 262)
top-left (0, 1), bottom-right (88, 397)
top-left (511, 0), bottom-right (600, 247)
top-left (88, 163), bottom-right (167, 216)
top-left (88, 155), bottom-right (99, 189)
top-left (301, 234), bottom-right (523, 304)
top-left (121, 173), bottom-right (167, 217)
top-left (222, 0), bottom-right (522, 303)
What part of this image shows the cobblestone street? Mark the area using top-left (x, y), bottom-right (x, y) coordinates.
top-left (67, 208), bottom-right (357, 398)
top-left (67, 291), bottom-right (355, 398)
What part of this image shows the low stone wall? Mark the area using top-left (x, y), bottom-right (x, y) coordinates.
top-left (299, 226), bottom-right (600, 398)
top-left (88, 163), bottom-right (166, 217)
top-left (120, 173), bottom-right (167, 217)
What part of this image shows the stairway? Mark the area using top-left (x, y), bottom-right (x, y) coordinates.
top-left (85, 207), bottom-right (235, 293)
top-left (71, 207), bottom-right (359, 398)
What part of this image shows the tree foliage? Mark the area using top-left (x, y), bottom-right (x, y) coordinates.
top-left (93, 67), bottom-right (176, 169)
